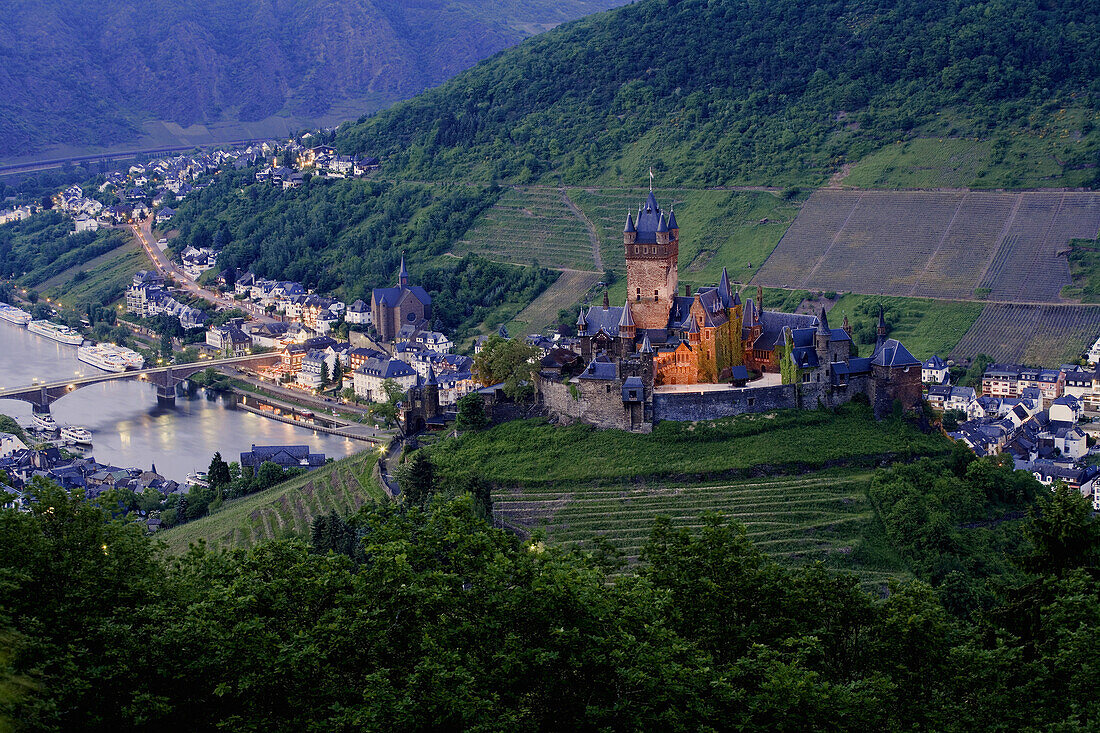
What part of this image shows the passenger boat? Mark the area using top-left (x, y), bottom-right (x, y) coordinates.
top-left (27, 320), bottom-right (84, 346)
top-left (31, 413), bottom-right (58, 432)
top-left (0, 304), bottom-right (32, 326)
top-left (77, 344), bottom-right (129, 373)
top-left (60, 425), bottom-right (92, 445)
top-left (186, 471), bottom-right (209, 487)
top-left (100, 343), bottom-right (144, 369)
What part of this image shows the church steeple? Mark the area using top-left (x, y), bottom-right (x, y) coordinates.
top-left (398, 254), bottom-right (409, 287)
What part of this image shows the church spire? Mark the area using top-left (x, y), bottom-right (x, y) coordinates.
top-left (398, 254), bottom-right (409, 287)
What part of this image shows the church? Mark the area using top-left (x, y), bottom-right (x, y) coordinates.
top-left (539, 191), bottom-right (923, 430)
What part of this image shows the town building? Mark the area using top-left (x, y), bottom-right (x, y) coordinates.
top-left (353, 356), bottom-right (418, 402)
top-left (371, 257), bottom-right (432, 342)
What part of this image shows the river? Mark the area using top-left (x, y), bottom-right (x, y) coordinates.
top-left (0, 320), bottom-right (362, 483)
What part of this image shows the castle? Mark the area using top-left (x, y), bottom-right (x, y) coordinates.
top-left (538, 192), bottom-right (923, 430)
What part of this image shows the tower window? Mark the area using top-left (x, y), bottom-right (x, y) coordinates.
top-left (654, 290), bottom-right (659, 302)
top-left (636, 288), bottom-right (641, 301)
top-left (634, 246), bottom-right (638, 255)
top-left (643, 247), bottom-right (648, 254)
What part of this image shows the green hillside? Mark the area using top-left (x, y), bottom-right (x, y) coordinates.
top-left (339, 0), bottom-right (1100, 189)
top-left (160, 451), bottom-right (384, 554)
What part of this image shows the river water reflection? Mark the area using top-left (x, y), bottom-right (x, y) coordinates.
top-left (0, 320), bottom-right (361, 482)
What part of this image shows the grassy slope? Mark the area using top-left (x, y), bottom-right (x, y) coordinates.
top-left (431, 405), bottom-right (944, 584)
top-left (830, 293), bottom-right (985, 360)
top-left (44, 241), bottom-right (145, 312)
top-left (843, 109), bottom-right (1100, 190)
top-left (160, 452), bottom-right (384, 554)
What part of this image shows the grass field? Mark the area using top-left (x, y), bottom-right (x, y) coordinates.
top-left (431, 405), bottom-right (949, 488)
top-left (830, 293), bottom-right (985, 360)
top-left (453, 186), bottom-right (594, 270)
top-left (493, 470), bottom-right (909, 587)
top-left (44, 243), bottom-right (147, 312)
top-left (160, 451), bottom-right (384, 554)
top-left (949, 303), bottom-right (1100, 365)
top-left (569, 187), bottom-right (798, 285)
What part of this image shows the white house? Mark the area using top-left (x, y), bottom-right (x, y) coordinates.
top-left (345, 299), bottom-right (371, 325)
top-left (922, 355), bottom-right (949, 384)
top-left (353, 357), bottom-right (417, 402)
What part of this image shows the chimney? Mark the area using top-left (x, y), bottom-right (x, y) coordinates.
top-left (684, 284), bottom-right (692, 296)
top-left (603, 291), bottom-right (610, 310)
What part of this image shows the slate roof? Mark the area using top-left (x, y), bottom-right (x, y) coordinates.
top-left (924, 354), bottom-right (947, 370)
top-left (372, 284), bottom-right (431, 308)
top-left (583, 305), bottom-right (624, 337)
top-left (870, 338), bottom-right (920, 368)
top-left (578, 359), bottom-right (618, 380)
top-left (633, 192), bottom-right (668, 244)
top-left (358, 357), bottom-right (417, 379)
top-left (240, 444), bottom-right (326, 469)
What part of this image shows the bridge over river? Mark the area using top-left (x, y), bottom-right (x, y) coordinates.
top-left (0, 353), bottom-right (280, 415)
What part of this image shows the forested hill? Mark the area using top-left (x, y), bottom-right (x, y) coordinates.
top-left (0, 0), bottom-right (627, 158)
top-left (339, 0), bottom-right (1100, 187)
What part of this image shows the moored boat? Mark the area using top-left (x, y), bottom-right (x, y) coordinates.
top-left (0, 304), bottom-right (32, 326)
top-left (77, 344), bottom-right (128, 373)
top-left (27, 320), bottom-right (84, 346)
top-left (31, 413), bottom-right (58, 433)
top-left (60, 425), bottom-right (92, 445)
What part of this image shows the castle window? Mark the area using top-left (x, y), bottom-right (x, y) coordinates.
top-left (606, 385), bottom-right (612, 393)
top-left (643, 247), bottom-right (648, 254)
top-left (636, 288), bottom-right (641, 301)
top-left (634, 246), bottom-right (639, 255)
top-left (654, 290), bottom-right (659, 302)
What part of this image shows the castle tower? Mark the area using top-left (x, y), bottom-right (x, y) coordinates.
top-left (625, 191), bottom-right (678, 330)
top-left (815, 307), bottom-right (831, 357)
top-left (618, 300), bottom-right (636, 352)
top-left (424, 365), bottom-right (440, 420)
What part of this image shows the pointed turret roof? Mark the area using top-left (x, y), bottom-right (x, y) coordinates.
top-left (644, 190), bottom-right (659, 212)
top-left (656, 213), bottom-right (668, 233)
top-left (618, 300), bottom-right (635, 329)
top-left (817, 307), bottom-right (830, 335)
top-left (576, 308), bottom-right (587, 329)
top-left (640, 333), bottom-right (653, 353)
top-left (685, 315), bottom-right (699, 334)
top-left (398, 254), bottom-right (409, 283)
top-left (732, 289), bottom-right (742, 307)
top-left (624, 213), bottom-right (636, 233)
top-left (718, 267), bottom-right (733, 307)
top-left (667, 209), bottom-right (678, 230)
top-left (426, 365), bottom-right (437, 386)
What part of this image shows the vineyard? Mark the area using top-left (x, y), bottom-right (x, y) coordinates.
top-left (755, 190), bottom-right (1100, 301)
top-left (492, 471), bottom-right (907, 587)
top-left (508, 268), bottom-right (602, 334)
top-left (452, 187), bottom-right (595, 271)
top-left (568, 187), bottom-right (798, 285)
top-left (161, 452), bottom-right (385, 554)
top-left (949, 304), bottom-right (1100, 365)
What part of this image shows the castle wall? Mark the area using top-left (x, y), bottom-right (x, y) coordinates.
top-left (540, 378), bottom-right (647, 431)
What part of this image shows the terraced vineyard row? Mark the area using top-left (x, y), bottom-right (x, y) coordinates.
top-left (493, 471), bottom-right (907, 588)
top-left (949, 303), bottom-right (1100, 364)
top-left (453, 187), bottom-right (594, 270)
top-left (755, 190), bottom-right (1100, 302)
top-left (508, 268), bottom-right (602, 334)
top-left (162, 453), bottom-right (385, 553)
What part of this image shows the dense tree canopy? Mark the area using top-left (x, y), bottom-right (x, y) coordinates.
top-left (339, 0), bottom-right (1100, 186)
top-left (1, 462), bottom-right (1099, 729)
